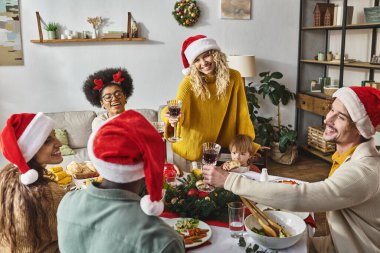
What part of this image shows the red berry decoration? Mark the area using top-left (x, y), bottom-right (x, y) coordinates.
top-left (187, 188), bottom-right (199, 196)
top-left (198, 191), bottom-right (209, 198)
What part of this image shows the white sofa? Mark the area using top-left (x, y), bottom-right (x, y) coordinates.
top-left (46, 109), bottom-right (159, 168)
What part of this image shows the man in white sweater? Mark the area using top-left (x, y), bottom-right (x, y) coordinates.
top-left (203, 86), bottom-right (380, 253)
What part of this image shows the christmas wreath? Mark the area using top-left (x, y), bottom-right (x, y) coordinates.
top-left (164, 172), bottom-right (239, 221)
top-left (172, 0), bottom-right (200, 27)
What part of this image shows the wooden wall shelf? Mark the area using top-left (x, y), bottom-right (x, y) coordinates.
top-left (301, 59), bottom-right (380, 70)
top-left (302, 22), bottom-right (380, 31)
top-left (30, 38), bottom-right (145, 43)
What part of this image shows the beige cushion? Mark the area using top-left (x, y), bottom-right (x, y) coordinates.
top-left (46, 111), bottom-right (96, 149)
top-left (133, 108), bottom-right (158, 122)
top-left (96, 109), bottom-right (158, 122)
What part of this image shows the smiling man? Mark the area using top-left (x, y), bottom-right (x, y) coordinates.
top-left (203, 86), bottom-right (380, 253)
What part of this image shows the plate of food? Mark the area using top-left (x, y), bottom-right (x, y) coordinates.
top-left (162, 218), bottom-right (212, 248)
top-left (75, 176), bottom-right (103, 189)
top-left (256, 203), bottom-right (309, 220)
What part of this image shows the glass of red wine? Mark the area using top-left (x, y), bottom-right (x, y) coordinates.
top-left (167, 99), bottom-right (182, 142)
top-left (201, 142), bottom-right (221, 192)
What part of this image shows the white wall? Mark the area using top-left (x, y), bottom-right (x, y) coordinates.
top-left (0, 0), bottom-right (300, 166)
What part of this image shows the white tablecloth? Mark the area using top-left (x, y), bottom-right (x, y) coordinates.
top-left (188, 225), bottom-right (309, 253)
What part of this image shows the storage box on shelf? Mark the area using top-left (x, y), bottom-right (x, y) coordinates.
top-left (308, 126), bottom-right (336, 154)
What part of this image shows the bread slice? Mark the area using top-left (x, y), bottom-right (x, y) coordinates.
top-left (223, 160), bottom-right (240, 171)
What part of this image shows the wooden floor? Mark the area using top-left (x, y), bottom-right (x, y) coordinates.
top-left (266, 150), bottom-right (331, 237)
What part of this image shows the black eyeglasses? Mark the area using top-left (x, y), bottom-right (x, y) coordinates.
top-left (102, 90), bottom-right (124, 102)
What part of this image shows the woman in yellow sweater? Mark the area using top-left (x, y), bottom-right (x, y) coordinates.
top-left (162, 35), bottom-right (260, 170)
top-left (0, 113), bottom-right (66, 253)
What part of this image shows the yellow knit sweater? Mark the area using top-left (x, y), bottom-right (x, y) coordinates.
top-left (161, 69), bottom-right (260, 161)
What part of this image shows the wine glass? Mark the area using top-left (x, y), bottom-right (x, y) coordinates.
top-left (201, 142), bottom-right (221, 192)
top-left (167, 99), bottom-right (182, 143)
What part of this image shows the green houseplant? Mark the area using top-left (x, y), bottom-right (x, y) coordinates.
top-left (44, 22), bottom-right (59, 39)
top-left (245, 71), bottom-right (298, 164)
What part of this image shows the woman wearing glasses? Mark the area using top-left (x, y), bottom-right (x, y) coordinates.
top-left (82, 68), bottom-right (134, 131)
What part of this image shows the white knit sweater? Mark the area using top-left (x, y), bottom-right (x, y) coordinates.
top-left (224, 139), bottom-right (380, 253)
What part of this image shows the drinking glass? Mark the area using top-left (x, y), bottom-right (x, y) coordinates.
top-left (228, 202), bottom-right (245, 238)
top-left (201, 142), bottom-right (221, 192)
top-left (163, 164), bottom-right (177, 187)
top-left (151, 121), bottom-right (165, 138)
top-left (167, 99), bottom-right (182, 143)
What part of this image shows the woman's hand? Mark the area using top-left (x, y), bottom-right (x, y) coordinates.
top-left (202, 164), bottom-right (229, 188)
top-left (164, 111), bottom-right (181, 128)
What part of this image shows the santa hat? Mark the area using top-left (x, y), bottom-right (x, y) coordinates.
top-left (181, 34), bottom-right (220, 75)
top-left (88, 110), bottom-right (166, 216)
top-left (333, 86), bottom-right (380, 138)
top-left (0, 112), bottom-right (54, 185)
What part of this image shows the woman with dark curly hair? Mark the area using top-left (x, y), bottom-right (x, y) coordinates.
top-left (0, 112), bottom-right (66, 253)
top-left (82, 67), bottom-right (134, 131)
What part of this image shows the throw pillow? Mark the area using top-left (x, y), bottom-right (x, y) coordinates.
top-left (54, 128), bottom-right (75, 156)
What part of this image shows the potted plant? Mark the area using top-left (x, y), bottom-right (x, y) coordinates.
top-left (245, 71), bottom-right (298, 165)
top-left (44, 22), bottom-right (59, 39)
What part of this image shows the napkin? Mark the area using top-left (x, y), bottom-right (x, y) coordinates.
top-left (304, 214), bottom-right (317, 228)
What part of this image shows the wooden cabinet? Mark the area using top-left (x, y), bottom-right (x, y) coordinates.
top-left (296, 0), bottom-right (380, 162)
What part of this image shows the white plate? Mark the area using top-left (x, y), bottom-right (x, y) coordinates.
top-left (162, 218), bottom-right (212, 248)
top-left (256, 203), bottom-right (309, 220)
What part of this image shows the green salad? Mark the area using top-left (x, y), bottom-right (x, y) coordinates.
top-left (175, 218), bottom-right (199, 232)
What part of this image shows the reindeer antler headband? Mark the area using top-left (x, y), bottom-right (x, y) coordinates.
top-left (93, 71), bottom-right (125, 91)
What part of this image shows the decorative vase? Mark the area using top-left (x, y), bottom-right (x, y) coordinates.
top-left (47, 31), bottom-right (56, 40)
top-left (92, 29), bottom-right (98, 39)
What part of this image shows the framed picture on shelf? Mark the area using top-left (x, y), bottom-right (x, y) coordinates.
top-left (310, 80), bottom-right (321, 92)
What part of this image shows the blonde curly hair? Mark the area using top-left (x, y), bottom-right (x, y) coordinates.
top-left (189, 50), bottom-right (230, 100)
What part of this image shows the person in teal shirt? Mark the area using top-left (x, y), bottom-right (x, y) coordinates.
top-left (57, 110), bottom-right (185, 253)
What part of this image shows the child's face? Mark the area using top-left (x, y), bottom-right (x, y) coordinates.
top-left (230, 146), bottom-right (251, 166)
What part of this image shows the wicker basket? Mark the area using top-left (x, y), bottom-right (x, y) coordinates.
top-left (308, 126), bottom-right (336, 153)
top-left (364, 7), bottom-right (380, 23)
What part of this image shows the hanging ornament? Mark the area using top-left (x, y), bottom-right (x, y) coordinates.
top-left (172, 0), bottom-right (200, 27)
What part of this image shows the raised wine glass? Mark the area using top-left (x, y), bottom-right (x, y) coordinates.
top-left (201, 142), bottom-right (221, 192)
top-left (167, 99), bottom-right (182, 143)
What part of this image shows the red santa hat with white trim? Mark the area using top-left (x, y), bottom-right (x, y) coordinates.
top-left (88, 110), bottom-right (166, 216)
top-left (0, 112), bottom-right (54, 185)
top-left (333, 86), bottom-right (380, 138)
top-left (181, 34), bottom-right (220, 75)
